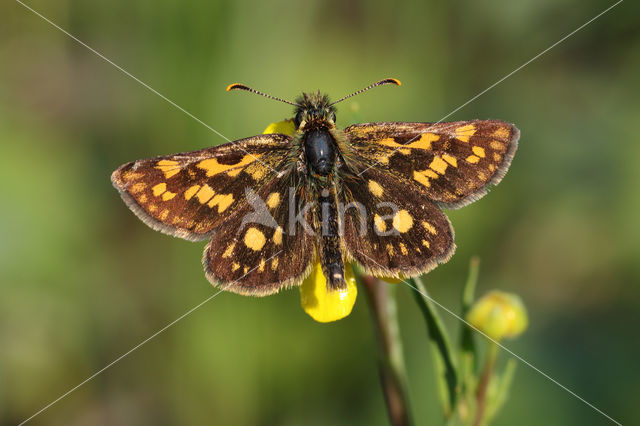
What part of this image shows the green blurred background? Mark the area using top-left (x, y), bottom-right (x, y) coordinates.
top-left (1, 0), bottom-right (639, 424)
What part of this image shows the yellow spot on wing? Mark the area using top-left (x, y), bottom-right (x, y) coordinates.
top-left (232, 262), bottom-right (240, 272)
top-left (406, 133), bottom-right (439, 150)
top-left (223, 243), bottom-right (235, 258)
top-left (399, 243), bottom-right (408, 255)
top-left (493, 153), bottom-right (502, 162)
top-left (413, 170), bottom-right (431, 187)
top-left (271, 257), bottom-right (279, 271)
top-left (429, 156), bottom-right (448, 174)
top-left (244, 227), bottom-right (266, 251)
top-left (131, 182), bottom-right (146, 194)
top-left (492, 127), bottom-right (510, 139)
top-left (162, 191), bottom-right (176, 201)
top-left (422, 240), bottom-right (430, 249)
top-left (195, 184), bottom-right (215, 204)
top-left (273, 227), bottom-right (283, 245)
top-left (392, 210), bottom-right (413, 233)
top-left (379, 137), bottom-right (400, 148)
top-left (386, 244), bottom-right (394, 257)
top-left (490, 140), bottom-right (505, 150)
top-left (455, 124), bottom-right (477, 142)
top-left (184, 185), bottom-right (201, 200)
top-left (152, 183), bottom-right (166, 196)
top-left (466, 155), bottom-right (480, 164)
top-left (245, 163), bottom-right (267, 180)
top-left (197, 154), bottom-right (260, 177)
top-left (266, 192), bottom-right (280, 209)
top-left (368, 180), bottom-right (384, 197)
top-left (379, 133), bottom-right (440, 151)
top-left (258, 258), bottom-right (266, 272)
top-left (208, 193), bottom-right (234, 212)
top-left (122, 171), bottom-right (143, 181)
top-left (374, 214), bottom-right (387, 233)
top-left (159, 209), bottom-right (169, 221)
top-left (472, 146), bottom-right (486, 158)
top-left (442, 154), bottom-right (458, 167)
top-left (422, 221), bottom-right (437, 234)
top-left (376, 154), bottom-right (390, 165)
top-left (155, 160), bottom-right (181, 178)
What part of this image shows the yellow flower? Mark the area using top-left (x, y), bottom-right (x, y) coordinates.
top-left (378, 275), bottom-right (405, 284)
top-left (299, 262), bottom-right (358, 323)
top-left (466, 290), bottom-right (528, 341)
top-left (263, 119), bottom-right (296, 135)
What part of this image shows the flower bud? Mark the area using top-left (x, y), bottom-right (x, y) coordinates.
top-left (299, 262), bottom-right (357, 323)
top-left (466, 290), bottom-right (528, 341)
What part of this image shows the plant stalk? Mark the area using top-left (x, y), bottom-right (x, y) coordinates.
top-left (362, 275), bottom-right (413, 426)
top-left (474, 342), bottom-right (499, 426)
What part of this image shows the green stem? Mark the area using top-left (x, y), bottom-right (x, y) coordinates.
top-left (361, 275), bottom-right (413, 426)
top-left (474, 342), bottom-right (499, 426)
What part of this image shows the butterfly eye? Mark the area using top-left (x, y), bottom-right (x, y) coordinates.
top-left (331, 112), bottom-right (337, 122)
top-left (294, 111), bottom-right (304, 127)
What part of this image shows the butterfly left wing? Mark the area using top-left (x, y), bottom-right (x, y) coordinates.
top-left (111, 134), bottom-right (291, 241)
top-left (344, 120), bottom-right (519, 209)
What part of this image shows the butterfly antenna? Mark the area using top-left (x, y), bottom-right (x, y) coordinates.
top-left (226, 83), bottom-right (300, 107)
top-left (330, 78), bottom-right (402, 106)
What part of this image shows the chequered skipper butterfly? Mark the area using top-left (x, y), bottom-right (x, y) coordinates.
top-left (112, 79), bottom-right (519, 295)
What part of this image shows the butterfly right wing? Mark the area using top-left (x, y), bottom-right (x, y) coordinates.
top-left (111, 134), bottom-right (291, 241)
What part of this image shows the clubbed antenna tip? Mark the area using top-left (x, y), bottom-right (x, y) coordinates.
top-left (225, 83), bottom-right (300, 106)
top-left (330, 78), bottom-right (402, 106)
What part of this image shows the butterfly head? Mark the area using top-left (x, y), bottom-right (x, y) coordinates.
top-left (293, 92), bottom-right (337, 130)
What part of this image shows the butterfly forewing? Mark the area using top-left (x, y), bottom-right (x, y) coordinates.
top-left (111, 134), bottom-right (291, 241)
top-left (344, 120), bottom-right (519, 209)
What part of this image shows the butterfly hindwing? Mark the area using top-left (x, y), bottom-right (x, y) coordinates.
top-left (341, 167), bottom-right (455, 278)
top-left (111, 134), bottom-right (291, 241)
top-left (344, 120), bottom-right (519, 209)
top-left (203, 172), bottom-right (315, 296)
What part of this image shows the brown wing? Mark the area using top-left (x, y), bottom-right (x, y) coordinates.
top-left (111, 134), bottom-right (291, 241)
top-left (203, 171), bottom-right (315, 296)
top-left (344, 120), bottom-right (519, 209)
top-left (341, 166), bottom-right (455, 278)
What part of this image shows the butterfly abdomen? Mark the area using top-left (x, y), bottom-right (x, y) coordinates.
top-left (314, 184), bottom-right (346, 290)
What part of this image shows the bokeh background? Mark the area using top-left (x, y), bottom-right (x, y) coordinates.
top-left (1, 0), bottom-right (639, 425)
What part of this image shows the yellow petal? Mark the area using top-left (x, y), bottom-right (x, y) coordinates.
top-left (299, 262), bottom-right (357, 323)
top-left (377, 274), bottom-right (405, 284)
top-left (263, 119), bottom-right (296, 136)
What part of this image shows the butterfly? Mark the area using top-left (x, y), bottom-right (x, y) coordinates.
top-left (112, 78), bottom-right (519, 296)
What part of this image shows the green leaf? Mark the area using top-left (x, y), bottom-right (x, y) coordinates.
top-left (409, 276), bottom-right (458, 417)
